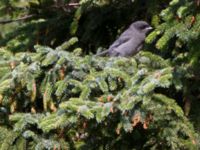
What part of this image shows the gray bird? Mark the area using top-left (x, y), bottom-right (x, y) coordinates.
top-left (96, 21), bottom-right (152, 57)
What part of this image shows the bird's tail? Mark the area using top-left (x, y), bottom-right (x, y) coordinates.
top-left (94, 49), bottom-right (109, 56)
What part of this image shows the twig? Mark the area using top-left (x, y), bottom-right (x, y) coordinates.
top-left (0, 14), bottom-right (35, 24)
top-left (51, 2), bottom-right (80, 8)
top-left (50, 2), bottom-right (80, 12)
top-left (67, 3), bottom-right (80, 7)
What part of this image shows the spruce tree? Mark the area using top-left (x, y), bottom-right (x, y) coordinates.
top-left (0, 0), bottom-right (200, 149)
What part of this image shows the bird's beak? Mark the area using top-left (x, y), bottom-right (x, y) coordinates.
top-left (146, 26), bottom-right (153, 31)
top-left (145, 26), bottom-right (153, 34)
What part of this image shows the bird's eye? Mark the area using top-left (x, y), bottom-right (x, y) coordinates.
top-left (141, 24), bottom-right (148, 29)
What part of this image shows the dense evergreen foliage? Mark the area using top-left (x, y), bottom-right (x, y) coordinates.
top-left (0, 0), bottom-right (200, 149)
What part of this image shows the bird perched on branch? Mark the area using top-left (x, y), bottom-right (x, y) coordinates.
top-left (96, 21), bottom-right (152, 57)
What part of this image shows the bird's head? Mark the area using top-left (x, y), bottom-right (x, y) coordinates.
top-left (131, 21), bottom-right (153, 34)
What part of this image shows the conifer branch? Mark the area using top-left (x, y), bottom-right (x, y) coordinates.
top-left (50, 2), bottom-right (80, 12)
top-left (0, 15), bottom-right (35, 24)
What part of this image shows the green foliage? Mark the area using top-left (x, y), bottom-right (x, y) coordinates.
top-left (0, 44), bottom-right (199, 149)
top-left (0, 0), bottom-right (169, 53)
top-left (0, 0), bottom-right (200, 149)
top-left (145, 0), bottom-right (200, 123)
top-left (0, 0), bottom-right (75, 52)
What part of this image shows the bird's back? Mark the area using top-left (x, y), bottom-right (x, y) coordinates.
top-left (108, 27), bottom-right (145, 57)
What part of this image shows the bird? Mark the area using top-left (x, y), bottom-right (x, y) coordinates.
top-left (95, 21), bottom-right (152, 57)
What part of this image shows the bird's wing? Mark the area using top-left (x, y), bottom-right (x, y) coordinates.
top-left (95, 31), bottom-right (133, 57)
top-left (108, 27), bottom-right (140, 52)
top-left (109, 36), bottom-right (130, 51)
top-left (111, 35), bottom-right (144, 57)
top-left (108, 31), bottom-right (133, 51)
